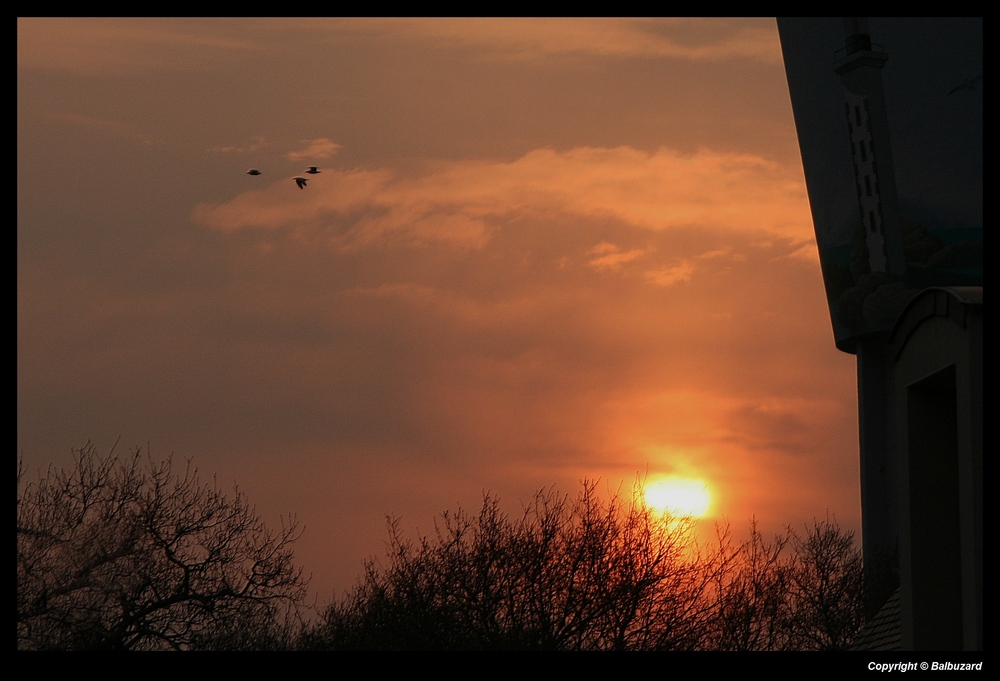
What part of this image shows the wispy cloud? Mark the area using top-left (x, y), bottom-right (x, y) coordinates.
top-left (194, 145), bottom-right (812, 250)
top-left (643, 260), bottom-right (695, 287)
top-left (18, 18), bottom-right (260, 75)
top-left (313, 18), bottom-right (781, 64)
top-left (587, 242), bottom-right (649, 271)
top-left (18, 18), bottom-right (780, 80)
top-left (287, 138), bottom-right (343, 162)
top-left (208, 136), bottom-right (269, 155)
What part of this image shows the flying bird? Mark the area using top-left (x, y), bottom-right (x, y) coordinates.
top-left (246, 169), bottom-right (262, 175)
top-left (305, 166), bottom-right (321, 174)
top-left (294, 177), bottom-right (308, 189)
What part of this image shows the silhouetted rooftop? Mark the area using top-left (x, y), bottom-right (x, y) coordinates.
top-left (851, 588), bottom-right (901, 651)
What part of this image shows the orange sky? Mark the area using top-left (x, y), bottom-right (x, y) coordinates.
top-left (17, 18), bottom-right (860, 603)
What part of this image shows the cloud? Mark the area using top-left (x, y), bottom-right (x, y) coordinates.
top-left (643, 260), bottom-right (695, 287)
top-left (17, 18), bottom-right (259, 76)
top-left (286, 138), bottom-right (343, 162)
top-left (315, 18), bottom-right (782, 64)
top-left (193, 145), bottom-right (813, 251)
top-left (208, 136), bottom-right (269, 155)
top-left (587, 242), bottom-right (649, 271)
top-left (18, 18), bottom-right (782, 90)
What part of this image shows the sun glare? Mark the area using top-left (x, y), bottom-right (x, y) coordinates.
top-left (643, 477), bottom-right (712, 519)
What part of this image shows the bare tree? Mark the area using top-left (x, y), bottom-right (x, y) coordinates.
top-left (17, 442), bottom-right (308, 650)
top-left (705, 517), bottom-right (866, 651)
top-left (311, 481), bottom-right (725, 651)
top-left (708, 520), bottom-right (795, 651)
top-left (308, 484), bottom-right (868, 651)
top-left (785, 518), bottom-right (866, 650)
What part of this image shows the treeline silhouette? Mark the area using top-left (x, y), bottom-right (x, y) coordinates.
top-left (17, 443), bottom-right (306, 651)
top-left (17, 444), bottom-right (865, 651)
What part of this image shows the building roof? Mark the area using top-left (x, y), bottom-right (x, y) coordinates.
top-left (850, 588), bottom-right (902, 651)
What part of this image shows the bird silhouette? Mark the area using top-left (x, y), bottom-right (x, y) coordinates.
top-left (305, 166), bottom-right (321, 174)
top-left (294, 177), bottom-right (308, 189)
top-left (246, 169), bottom-right (262, 175)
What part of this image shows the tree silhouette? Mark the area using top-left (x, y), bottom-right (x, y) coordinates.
top-left (709, 520), bottom-right (795, 650)
top-left (17, 446), bottom-right (865, 651)
top-left (785, 518), bottom-right (865, 650)
top-left (17, 442), bottom-right (308, 650)
top-left (307, 483), bottom-right (866, 651)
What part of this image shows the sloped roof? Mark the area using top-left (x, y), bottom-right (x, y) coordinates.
top-left (850, 588), bottom-right (901, 651)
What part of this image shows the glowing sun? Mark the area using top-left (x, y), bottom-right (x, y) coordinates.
top-left (643, 477), bottom-right (712, 518)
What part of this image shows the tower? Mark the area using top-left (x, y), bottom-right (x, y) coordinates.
top-left (777, 17), bottom-right (982, 650)
top-left (833, 17), bottom-right (906, 282)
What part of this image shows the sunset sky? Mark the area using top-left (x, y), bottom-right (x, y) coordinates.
top-left (17, 18), bottom-right (860, 604)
